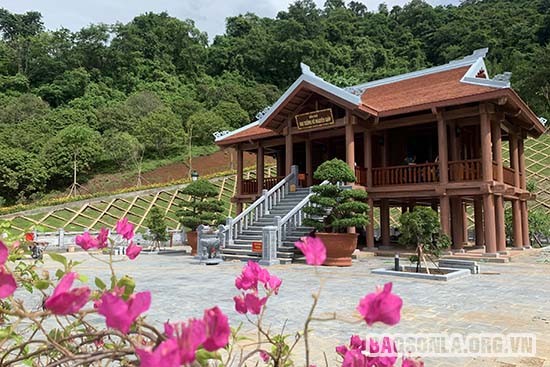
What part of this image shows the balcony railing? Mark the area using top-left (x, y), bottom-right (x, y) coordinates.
top-left (503, 167), bottom-right (515, 186)
top-left (355, 166), bottom-right (368, 186)
top-left (449, 159), bottom-right (482, 181)
top-left (241, 176), bottom-right (285, 195)
top-left (372, 163), bottom-right (439, 186)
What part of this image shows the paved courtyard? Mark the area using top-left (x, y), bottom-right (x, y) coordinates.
top-left (34, 249), bottom-right (550, 367)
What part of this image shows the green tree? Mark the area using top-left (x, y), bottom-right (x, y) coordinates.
top-left (398, 207), bottom-right (450, 272)
top-left (135, 107), bottom-right (184, 157)
top-left (178, 179), bottom-right (225, 231)
top-left (144, 206), bottom-right (168, 250)
top-left (41, 124), bottom-right (103, 187)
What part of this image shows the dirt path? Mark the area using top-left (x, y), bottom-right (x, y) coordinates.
top-left (81, 150), bottom-right (272, 194)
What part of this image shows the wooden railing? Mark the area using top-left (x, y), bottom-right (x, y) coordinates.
top-left (449, 159), bottom-right (482, 182)
top-left (241, 176), bottom-right (284, 195)
top-left (241, 179), bottom-right (258, 195)
top-left (503, 167), bottom-right (515, 186)
top-left (355, 167), bottom-right (368, 186)
top-left (372, 163), bottom-right (439, 186)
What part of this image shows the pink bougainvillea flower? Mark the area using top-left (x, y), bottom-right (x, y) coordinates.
top-left (244, 293), bottom-right (267, 315)
top-left (202, 306), bottom-right (230, 351)
top-left (357, 282), bottom-right (403, 326)
top-left (342, 349), bottom-right (367, 367)
top-left (267, 274), bottom-right (282, 294)
top-left (0, 241), bottom-right (8, 265)
top-left (97, 228), bottom-right (110, 249)
top-left (233, 295), bottom-right (247, 314)
top-left (44, 272), bottom-right (90, 315)
top-left (116, 217), bottom-right (135, 240)
top-left (137, 338), bottom-right (180, 367)
top-left (126, 241), bottom-right (142, 260)
top-left (165, 319), bottom-right (206, 365)
top-left (401, 357), bottom-right (424, 367)
top-left (97, 291), bottom-right (151, 333)
top-left (75, 232), bottom-right (99, 251)
top-left (0, 267), bottom-right (16, 299)
top-left (367, 337), bottom-right (397, 367)
top-left (260, 350), bottom-right (270, 363)
top-left (295, 236), bottom-right (326, 266)
top-left (235, 261), bottom-right (269, 291)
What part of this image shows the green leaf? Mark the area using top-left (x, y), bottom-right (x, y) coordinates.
top-left (34, 279), bottom-right (50, 290)
top-left (55, 269), bottom-right (65, 280)
top-left (78, 274), bottom-right (88, 283)
top-left (117, 275), bottom-right (135, 299)
top-left (48, 253), bottom-right (67, 267)
top-left (94, 277), bottom-right (107, 290)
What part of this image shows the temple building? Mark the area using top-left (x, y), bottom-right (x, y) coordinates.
top-left (215, 49), bottom-right (546, 255)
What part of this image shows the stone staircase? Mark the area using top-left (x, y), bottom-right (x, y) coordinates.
top-left (222, 188), bottom-right (313, 263)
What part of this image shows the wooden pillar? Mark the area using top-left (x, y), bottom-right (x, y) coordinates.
top-left (236, 146), bottom-right (244, 215)
top-left (276, 152), bottom-right (284, 177)
top-left (366, 197), bottom-right (375, 248)
top-left (474, 198), bottom-right (484, 246)
top-left (440, 196), bottom-right (451, 238)
top-left (483, 194), bottom-right (497, 254)
top-left (495, 195), bottom-right (506, 252)
top-left (345, 118), bottom-right (355, 174)
top-left (462, 203), bottom-right (469, 244)
top-left (491, 118), bottom-right (503, 182)
top-left (521, 200), bottom-right (530, 248)
top-left (364, 131), bottom-right (373, 187)
top-left (509, 133), bottom-right (520, 187)
top-left (518, 135), bottom-right (526, 189)
top-left (480, 104), bottom-right (493, 181)
top-left (236, 147), bottom-right (243, 196)
top-left (511, 199), bottom-right (523, 248)
top-left (380, 200), bottom-right (390, 247)
top-left (285, 132), bottom-right (293, 175)
top-left (436, 109), bottom-right (449, 184)
top-left (305, 139), bottom-right (313, 186)
top-left (451, 198), bottom-right (464, 249)
top-left (256, 145), bottom-right (264, 194)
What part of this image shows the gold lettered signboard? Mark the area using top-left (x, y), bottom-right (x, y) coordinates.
top-left (295, 108), bottom-right (335, 130)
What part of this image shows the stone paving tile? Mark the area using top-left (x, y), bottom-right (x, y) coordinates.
top-left (29, 249), bottom-right (550, 366)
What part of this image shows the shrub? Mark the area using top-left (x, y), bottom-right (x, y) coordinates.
top-left (398, 207), bottom-right (450, 271)
top-left (303, 159), bottom-right (369, 232)
top-left (178, 179), bottom-right (225, 231)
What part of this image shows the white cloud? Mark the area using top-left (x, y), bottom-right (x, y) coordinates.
top-left (1, 0), bottom-right (459, 39)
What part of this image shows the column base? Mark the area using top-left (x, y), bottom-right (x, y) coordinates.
top-left (523, 246), bottom-right (532, 250)
top-left (482, 252), bottom-right (500, 258)
top-left (259, 259), bottom-right (280, 266)
top-left (511, 246), bottom-right (525, 251)
top-left (498, 250), bottom-right (510, 255)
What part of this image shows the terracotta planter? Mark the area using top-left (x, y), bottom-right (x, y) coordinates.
top-left (186, 231), bottom-right (198, 255)
top-left (316, 232), bottom-right (358, 267)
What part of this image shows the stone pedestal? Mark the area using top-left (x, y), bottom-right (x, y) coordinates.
top-left (259, 226), bottom-right (280, 266)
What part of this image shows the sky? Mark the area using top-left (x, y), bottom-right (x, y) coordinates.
top-left (1, 0), bottom-right (459, 39)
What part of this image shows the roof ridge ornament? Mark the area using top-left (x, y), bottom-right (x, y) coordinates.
top-left (450, 48), bottom-right (489, 64)
top-left (300, 62), bottom-right (316, 76)
top-left (493, 72), bottom-right (512, 83)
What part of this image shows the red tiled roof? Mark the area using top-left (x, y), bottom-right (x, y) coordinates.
top-left (360, 66), bottom-right (498, 115)
top-left (217, 125), bottom-right (277, 146)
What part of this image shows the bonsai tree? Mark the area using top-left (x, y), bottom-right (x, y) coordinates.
top-left (144, 206), bottom-right (168, 251)
top-left (303, 159), bottom-right (369, 232)
top-left (398, 207), bottom-right (450, 273)
top-left (178, 179), bottom-right (225, 231)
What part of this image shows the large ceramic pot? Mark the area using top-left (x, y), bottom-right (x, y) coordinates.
top-left (186, 231), bottom-right (198, 255)
top-left (316, 232), bottom-right (358, 267)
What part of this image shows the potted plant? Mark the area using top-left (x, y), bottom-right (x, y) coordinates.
top-left (302, 159), bottom-right (369, 266)
top-left (398, 207), bottom-right (451, 273)
top-left (178, 179), bottom-right (225, 255)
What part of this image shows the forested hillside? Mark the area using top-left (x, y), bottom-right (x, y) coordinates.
top-left (0, 0), bottom-right (549, 207)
